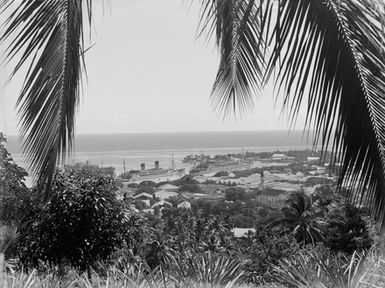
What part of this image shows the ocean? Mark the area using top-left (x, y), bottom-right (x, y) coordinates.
top-left (6, 130), bottom-right (317, 176)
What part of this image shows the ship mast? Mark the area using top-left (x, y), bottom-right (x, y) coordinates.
top-left (171, 153), bottom-right (175, 170)
top-left (123, 158), bottom-right (126, 173)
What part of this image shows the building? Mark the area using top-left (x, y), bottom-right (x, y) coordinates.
top-left (151, 200), bottom-right (172, 209)
top-left (232, 228), bottom-right (256, 238)
top-left (134, 192), bottom-right (153, 200)
top-left (307, 157), bottom-right (320, 163)
top-left (154, 190), bottom-right (178, 200)
top-left (272, 154), bottom-right (288, 161)
top-left (177, 201), bottom-right (191, 210)
top-left (134, 192), bottom-right (153, 207)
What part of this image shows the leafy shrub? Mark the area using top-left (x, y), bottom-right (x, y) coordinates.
top-left (178, 184), bottom-right (202, 193)
top-left (224, 187), bottom-right (247, 201)
top-left (0, 133), bottom-right (32, 226)
top-left (17, 170), bottom-right (127, 274)
top-left (238, 225), bottom-right (300, 284)
top-left (172, 175), bottom-right (198, 186)
top-left (139, 180), bottom-right (157, 187)
top-left (323, 204), bottom-right (373, 254)
top-left (213, 171), bottom-right (229, 177)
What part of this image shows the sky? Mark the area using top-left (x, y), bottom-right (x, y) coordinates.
top-left (0, 0), bottom-right (307, 136)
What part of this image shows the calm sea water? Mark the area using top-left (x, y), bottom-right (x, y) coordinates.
top-left (7, 130), bottom-right (316, 175)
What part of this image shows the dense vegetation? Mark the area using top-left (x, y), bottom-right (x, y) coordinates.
top-left (1, 135), bottom-right (383, 287)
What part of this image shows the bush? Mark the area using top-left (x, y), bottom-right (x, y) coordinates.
top-left (224, 187), bottom-right (247, 201)
top-left (17, 170), bottom-right (127, 274)
top-left (179, 184), bottom-right (202, 193)
top-left (323, 204), bottom-right (373, 254)
top-left (139, 180), bottom-right (157, 187)
top-left (0, 133), bottom-right (32, 226)
top-left (238, 225), bottom-right (300, 284)
top-left (213, 171), bottom-right (229, 177)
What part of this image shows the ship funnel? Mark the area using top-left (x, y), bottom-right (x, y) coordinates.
top-left (155, 161), bottom-right (159, 169)
top-left (140, 163), bottom-right (145, 170)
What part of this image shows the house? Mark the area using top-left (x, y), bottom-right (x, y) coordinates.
top-left (272, 154), bottom-right (288, 161)
top-left (134, 192), bottom-right (153, 200)
top-left (307, 157), bottom-right (320, 163)
top-left (134, 192), bottom-right (153, 208)
top-left (154, 190), bottom-right (178, 200)
top-left (151, 200), bottom-right (172, 209)
top-left (295, 171), bottom-right (305, 178)
top-left (120, 187), bottom-right (136, 199)
top-left (177, 201), bottom-right (191, 210)
top-left (232, 228), bottom-right (256, 238)
top-left (158, 183), bottom-right (179, 191)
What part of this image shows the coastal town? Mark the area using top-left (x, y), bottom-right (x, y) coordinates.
top-left (64, 150), bottom-right (337, 220)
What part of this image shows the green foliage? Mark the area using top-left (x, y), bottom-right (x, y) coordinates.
top-left (17, 170), bottom-right (127, 273)
top-left (275, 190), bottom-right (374, 255)
top-left (161, 207), bottom-right (235, 256)
top-left (271, 249), bottom-right (385, 288)
top-left (213, 171), bottom-right (229, 177)
top-left (238, 225), bottom-right (300, 284)
top-left (172, 175), bottom-right (198, 186)
top-left (273, 191), bottom-right (325, 246)
top-left (3, 254), bottom-right (249, 288)
top-left (138, 181), bottom-right (156, 187)
top-left (224, 187), bottom-right (247, 202)
top-left (0, 133), bottom-right (31, 226)
top-left (179, 184), bottom-right (202, 193)
top-left (136, 186), bottom-right (155, 194)
top-left (323, 205), bottom-right (373, 254)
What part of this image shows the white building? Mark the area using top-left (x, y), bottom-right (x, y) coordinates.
top-left (177, 201), bottom-right (191, 210)
top-left (272, 154), bottom-right (288, 161)
top-left (232, 228), bottom-right (256, 238)
top-left (154, 190), bottom-right (178, 200)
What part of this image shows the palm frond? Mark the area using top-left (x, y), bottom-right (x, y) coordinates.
top-left (1, 0), bottom-right (90, 198)
top-left (265, 0), bottom-right (385, 229)
top-left (197, 0), bottom-right (271, 118)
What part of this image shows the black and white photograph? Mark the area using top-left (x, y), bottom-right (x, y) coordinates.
top-left (1, 0), bottom-right (385, 287)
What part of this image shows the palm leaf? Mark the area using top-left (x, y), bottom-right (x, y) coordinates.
top-left (263, 0), bottom-right (385, 229)
top-left (1, 0), bottom-right (90, 198)
top-left (196, 0), bottom-right (271, 118)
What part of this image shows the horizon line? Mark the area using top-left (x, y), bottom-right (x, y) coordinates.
top-left (5, 129), bottom-right (316, 137)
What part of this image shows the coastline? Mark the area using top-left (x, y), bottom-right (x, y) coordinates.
top-left (12, 144), bottom-right (322, 175)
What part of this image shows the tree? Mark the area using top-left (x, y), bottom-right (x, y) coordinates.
top-left (224, 187), bottom-right (247, 202)
top-left (274, 191), bottom-right (325, 246)
top-left (238, 225), bottom-right (300, 284)
top-left (16, 170), bottom-right (127, 275)
top-left (0, 133), bottom-right (31, 226)
top-left (323, 203), bottom-right (373, 254)
top-left (179, 183), bottom-right (202, 193)
top-left (2, 1), bottom-right (385, 229)
top-left (213, 171), bottom-right (230, 177)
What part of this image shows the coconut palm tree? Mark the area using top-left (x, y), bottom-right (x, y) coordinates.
top-left (1, 0), bottom-right (385, 229)
top-left (273, 191), bottom-right (325, 246)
